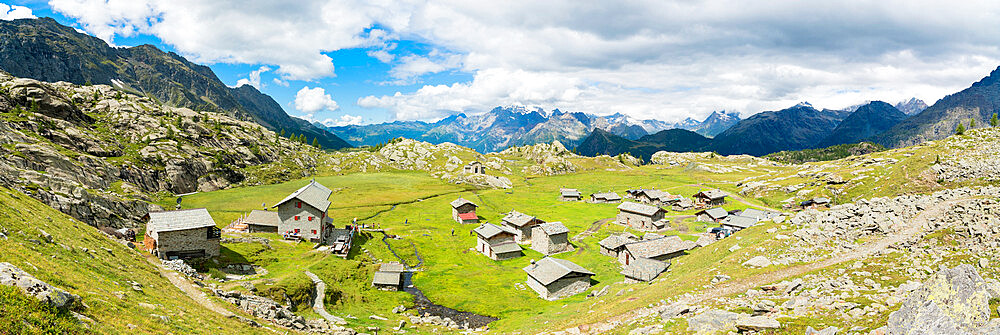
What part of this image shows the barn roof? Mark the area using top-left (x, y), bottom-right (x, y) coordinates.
top-left (536, 222), bottom-right (569, 236)
top-left (813, 197), bottom-right (830, 204)
top-left (502, 210), bottom-right (541, 227)
top-left (372, 271), bottom-right (401, 286)
top-left (523, 257), bottom-right (594, 286)
top-left (473, 223), bottom-right (516, 239)
top-left (723, 215), bottom-right (757, 229)
top-left (379, 263), bottom-right (405, 273)
top-left (697, 207), bottom-right (729, 220)
top-left (560, 188), bottom-right (581, 197)
top-left (146, 208), bottom-right (216, 234)
top-left (695, 190), bottom-right (727, 200)
top-left (621, 257), bottom-right (669, 282)
top-left (273, 180), bottom-right (332, 212)
top-left (740, 208), bottom-right (779, 221)
top-left (617, 202), bottom-right (664, 216)
top-left (591, 192), bottom-right (622, 201)
top-left (491, 241), bottom-right (522, 254)
top-left (624, 236), bottom-right (695, 259)
top-left (598, 234), bottom-right (635, 250)
top-left (245, 210), bottom-right (279, 227)
top-left (450, 197), bottom-right (477, 208)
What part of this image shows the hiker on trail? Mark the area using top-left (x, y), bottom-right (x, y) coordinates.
top-left (405, 219), bottom-right (408, 225)
top-left (451, 228), bottom-right (455, 236)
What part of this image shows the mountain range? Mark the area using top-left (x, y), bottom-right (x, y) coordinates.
top-left (0, 17), bottom-right (350, 150)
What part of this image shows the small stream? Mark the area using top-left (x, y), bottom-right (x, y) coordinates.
top-left (402, 272), bottom-right (498, 329)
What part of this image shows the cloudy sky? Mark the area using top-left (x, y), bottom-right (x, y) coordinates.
top-left (5, 1), bottom-right (1000, 126)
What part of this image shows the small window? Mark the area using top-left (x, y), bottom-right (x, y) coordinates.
top-left (295, 216), bottom-right (300, 220)
top-left (311, 230), bottom-right (317, 234)
top-left (295, 229), bottom-right (300, 233)
top-left (297, 202), bottom-right (301, 208)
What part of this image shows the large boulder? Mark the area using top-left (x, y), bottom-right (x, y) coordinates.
top-left (686, 309), bottom-right (746, 334)
top-left (0, 262), bottom-right (80, 310)
top-left (742, 255), bottom-right (773, 268)
top-left (887, 264), bottom-right (996, 334)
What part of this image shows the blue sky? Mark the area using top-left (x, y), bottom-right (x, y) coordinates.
top-left (5, 1), bottom-right (1000, 126)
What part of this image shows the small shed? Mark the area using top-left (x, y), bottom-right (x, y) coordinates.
top-left (616, 202), bottom-right (668, 231)
top-left (598, 232), bottom-right (638, 257)
top-left (451, 198), bottom-right (479, 224)
top-left (523, 257), bottom-right (594, 300)
top-left (621, 257), bottom-right (669, 283)
top-left (143, 208), bottom-right (221, 260)
top-left (590, 192), bottom-right (622, 203)
top-left (721, 215), bottom-right (757, 232)
top-left (373, 263), bottom-right (404, 291)
top-left (672, 198), bottom-right (694, 211)
top-left (464, 161), bottom-right (485, 174)
top-left (559, 188), bottom-right (582, 201)
top-left (473, 223), bottom-right (522, 260)
top-left (739, 208), bottom-right (781, 221)
top-left (693, 190), bottom-right (728, 206)
top-left (501, 210), bottom-right (545, 243)
top-left (532, 222), bottom-right (572, 255)
top-left (618, 236), bottom-right (695, 266)
top-left (800, 197), bottom-right (831, 209)
top-left (696, 207), bottom-right (729, 222)
top-left (244, 210), bottom-right (280, 233)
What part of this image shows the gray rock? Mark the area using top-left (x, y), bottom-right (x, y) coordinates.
top-left (742, 256), bottom-right (772, 268)
top-left (804, 326), bottom-right (839, 334)
top-left (38, 229), bottom-right (52, 243)
top-left (735, 316), bottom-right (780, 331)
top-left (0, 262), bottom-right (80, 309)
top-left (686, 309), bottom-right (745, 334)
top-left (659, 303), bottom-right (690, 320)
top-left (887, 264), bottom-right (993, 334)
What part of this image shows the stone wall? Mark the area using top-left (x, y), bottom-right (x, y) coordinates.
top-left (532, 231), bottom-right (570, 255)
top-left (545, 275), bottom-right (591, 300)
top-left (618, 211), bottom-right (659, 231)
top-left (155, 227), bottom-right (220, 259)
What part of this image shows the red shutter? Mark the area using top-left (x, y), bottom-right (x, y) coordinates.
top-left (308, 216), bottom-right (313, 221)
top-left (312, 230), bottom-right (317, 234)
top-left (295, 216), bottom-right (299, 220)
top-left (295, 229), bottom-right (300, 233)
top-left (297, 202), bottom-right (301, 208)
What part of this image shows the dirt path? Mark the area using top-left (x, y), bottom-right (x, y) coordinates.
top-left (572, 218), bottom-right (613, 242)
top-left (304, 271), bottom-right (345, 324)
top-left (577, 197), bottom-right (972, 334)
top-left (142, 254), bottom-right (234, 317)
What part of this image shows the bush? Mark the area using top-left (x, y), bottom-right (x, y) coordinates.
top-left (258, 273), bottom-right (314, 312)
top-left (207, 268), bottom-right (227, 280)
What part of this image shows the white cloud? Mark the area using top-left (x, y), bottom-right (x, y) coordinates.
top-left (293, 86), bottom-right (340, 114)
top-left (322, 114), bottom-right (364, 127)
top-left (48, 0), bottom-right (1000, 121)
top-left (0, 3), bottom-right (36, 20)
top-left (235, 66), bottom-right (271, 89)
top-left (272, 78), bottom-right (289, 87)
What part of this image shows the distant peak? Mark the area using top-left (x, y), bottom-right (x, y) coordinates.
top-left (794, 101), bottom-right (814, 108)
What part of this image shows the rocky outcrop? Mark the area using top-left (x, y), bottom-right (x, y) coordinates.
top-left (212, 289), bottom-right (355, 334)
top-left (887, 265), bottom-right (1000, 334)
top-left (0, 262), bottom-right (81, 310)
top-left (0, 73), bottom-right (321, 228)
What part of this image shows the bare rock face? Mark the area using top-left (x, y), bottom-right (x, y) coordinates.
top-left (0, 262), bottom-right (80, 310)
top-left (887, 264), bottom-right (996, 334)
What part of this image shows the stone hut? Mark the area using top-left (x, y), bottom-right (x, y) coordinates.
top-left (523, 257), bottom-right (594, 300)
top-left (693, 190), bottom-right (728, 206)
top-left (739, 208), bottom-right (781, 221)
top-left (464, 161), bottom-right (485, 174)
top-left (672, 198), bottom-right (694, 211)
top-left (274, 180), bottom-right (332, 243)
top-left (590, 192), bottom-right (622, 203)
top-left (472, 223), bottom-right (522, 260)
top-left (618, 235), bottom-right (695, 266)
top-left (244, 209), bottom-right (279, 233)
top-left (616, 202), bottom-right (668, 231)
top-left (559, 188), bottom-right (582, 201)
top-left (621, 257), bottom-right (669, 283)
top-left (532, 222), bottom-right (571, 255)
top-left (598, 232), bottom-right (638, 257)
top-left (696, 207), bottom-right (729, 222)
top-left (143, 208), bottom-right (221, 260)
top-left (501, 210), bottom-right (544, 243)
top-left (372, 263), bottom-right (404, 291)
top-left (721, 215), bottom-right (756, 232)
top-left (451, 198), bottom-right (479, 224)
top-left (800, 197), bottom-right (831, 210)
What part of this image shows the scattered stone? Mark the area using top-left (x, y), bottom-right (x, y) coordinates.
top-left (0, 262), bottom-right (80, 310)
top-left (659, 303), bottom-right (690, 320)
top-left (369, 315), bottom-right (388, 321)
top-left (38, 229), bottom-right (52, 243)
top-left (728, 244), bottom-right (741, 252)
top-left (686, 309), bottom-right (745, 334)
top-left (392, 305), bottom-right (406, 314)
top-left (742, 256), bottom-right (772, 268)
top-left (735, 315), bottom-right (781, 331)
top-left (711, 275), bottom-right (731, 283)
top-left (805, 326), bottom-right (840, 334)
top-left (887, 264), bottom-right (995, 334)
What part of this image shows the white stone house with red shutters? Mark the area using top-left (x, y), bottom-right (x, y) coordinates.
top-left (274, 180), bottom-right (332, 243)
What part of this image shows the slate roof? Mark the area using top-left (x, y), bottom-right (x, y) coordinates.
top-left (723, 215), bottom-right (757, 229)
top-left (599, 234), bottom-right (636, 250)
top-left (536, 222), bottom-right (569, 236)
top-left (147, 208), bottom-right (216, 235)
top-left (591, 192), bottom-right (622, 201)
top-left (473, 223), bottom-right (516, 239)
top-left (491, 241), bottom-right (522, 254)
top-left (695, 190), bottom-right (727, 200)
top-left (523, 257), bottom-right (594, 286)
top-left (740, 208), bottom-right (779, 221)
top-left (698, 207), bottom-right (729, 220)
top-left (450, 197), bottom-right (477, 208)
top-left (623, 236), bottom-right (694, 259)
top-left (813, 197), bottom-right (830, 204)
top-left (273, 180), bottom-right (332, 212)
top-left (617, 202), bottom-right (664, 216)
top-left (502, 210), bottom-right (541, 227)
top-left (379, 263), bottom-right (405, 273)
top-left (621, 257), bottom-right (669, 282)
top-left (372, 271), bottom-right (401, 286)
top-left (245, 210), bottom-right (279, 227)
top-left (644, 189), bottom-right (671, 200)
top-left (560, 188), bottom-right (581, 197)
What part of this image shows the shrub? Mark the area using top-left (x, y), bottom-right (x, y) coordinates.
top-left (207, 268), bottom-right (227, 280)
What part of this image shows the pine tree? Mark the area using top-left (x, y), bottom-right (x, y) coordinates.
top-left (280, 129), bottom-right (286, 136)
top-left (970, 118), bottom-right (976, 129)
top-left (311, 138), bottom-right (319, 147)
top-left (991, 113), bottom-right (998, 127)
top-left (956, 123), bottom-right (966, 135)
